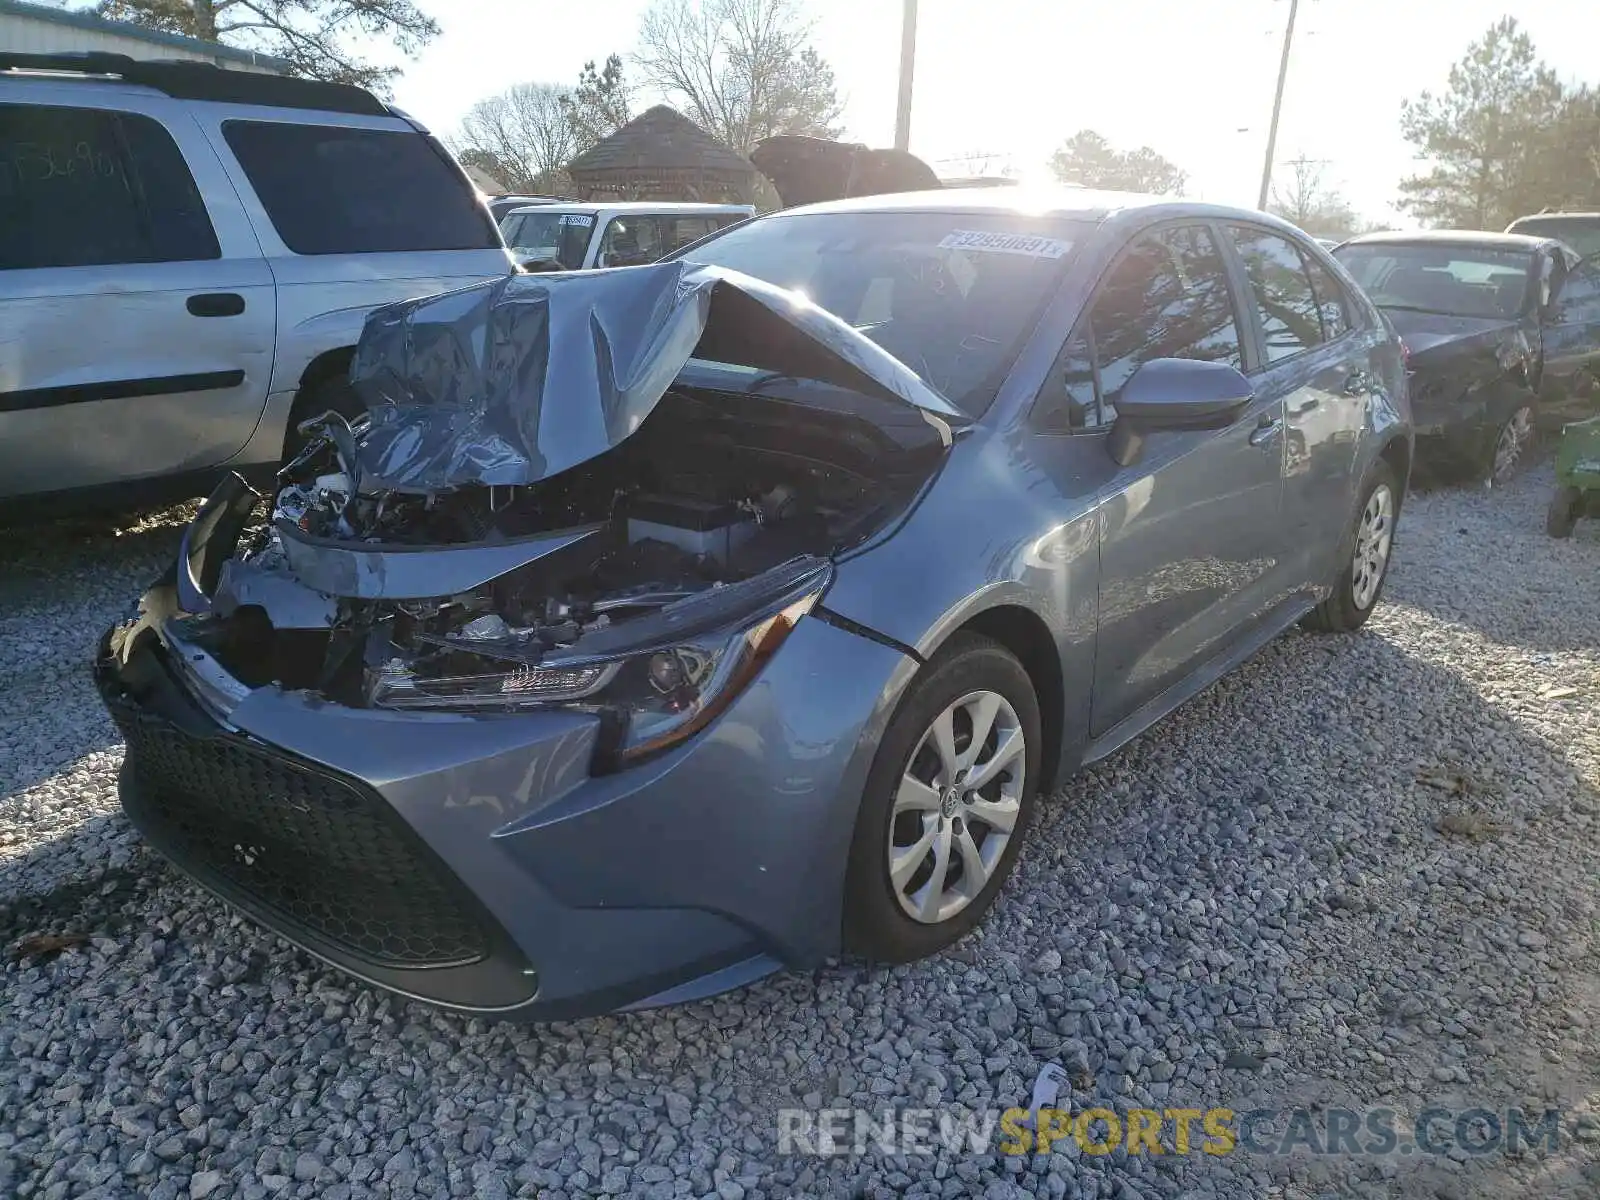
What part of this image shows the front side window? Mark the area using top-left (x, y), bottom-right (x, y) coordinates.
top-left (1091, 224), bottom-right (1243, 407)
top-left (1554, 261), bottom-right (1600, 322)
top-left (1228, 226), bottom-right (1325, 363)
top-left (223, 120), bottom-right (497, 255)
top-left (1034, 224), bottom-right (1243, 432)
top-left (598, 216), bottom-right (668, 266)
top-left (1334, 243), bottom-right (1534, 319)
top-left (501, 210), bottom-right (593, 268)
top-left (0, 103), bottom-right (218, 270)
top-left (687, 211), bottom-right (1087, 415)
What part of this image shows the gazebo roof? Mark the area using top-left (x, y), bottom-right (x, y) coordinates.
top-left (568, 105), bottom-right (755, 178)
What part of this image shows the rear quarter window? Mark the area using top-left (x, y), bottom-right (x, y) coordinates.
top-left (222, 120), bottom-right (497, 255)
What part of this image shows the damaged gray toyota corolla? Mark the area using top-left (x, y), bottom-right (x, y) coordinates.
top-left (97, 192), bottom-right (1412, 1018)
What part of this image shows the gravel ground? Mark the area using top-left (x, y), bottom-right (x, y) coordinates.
top-left (2, 461), bottom-right (1599, 1200)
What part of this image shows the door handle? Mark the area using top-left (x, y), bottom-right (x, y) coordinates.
top-left (1248, 418), bottom-right (1284, 448)
top-left (187, 292), bottom-right (245, 318)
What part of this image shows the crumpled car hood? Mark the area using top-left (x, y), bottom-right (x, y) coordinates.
top-left (349, 260), bottom-right (965, 493)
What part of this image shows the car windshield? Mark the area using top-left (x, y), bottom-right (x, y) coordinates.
top-left (1506, 217), bottom-right (1600, 259)
top-left (500, 210), bottom-right (594, 269)
top-left (1334, 243), bottom-right (1533, 319)
top-left (683, 211), bottom-right (1087, 414)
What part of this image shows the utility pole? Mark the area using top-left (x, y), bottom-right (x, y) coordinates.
top-left (894, 0), bottom-right (918, 151)
top-left (1257, 0), bottom-right (1299, 210)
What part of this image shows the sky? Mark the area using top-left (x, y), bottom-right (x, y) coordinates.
top-left (79, 0), bottom-right (1596, 224)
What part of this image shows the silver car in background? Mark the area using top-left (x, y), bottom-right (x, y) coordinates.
top-left (0, 52), bottom-right (513, 515)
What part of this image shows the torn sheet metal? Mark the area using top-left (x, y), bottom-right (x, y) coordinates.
top-left (348, 260), bottom-right (964, 494)
top-left (274, 521), bottom-right (607, 601)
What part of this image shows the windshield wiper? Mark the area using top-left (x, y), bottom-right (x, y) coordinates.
top-left (1377, 302), bottom-right (1460, 316)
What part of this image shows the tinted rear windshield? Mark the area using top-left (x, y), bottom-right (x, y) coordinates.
top-left (223, 121), bottom-right (498, 255)
top-left (683, 211), bottom-right (1086, 415)
top-left (1334, 243), bottom-right (1533, 319)
top-left (1506, 217), bottom-right (1600, 259)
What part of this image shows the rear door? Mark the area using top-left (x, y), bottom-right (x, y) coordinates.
top-left (200, 111), bottom-right (512, 399)
top-left (1543, 256), bottom-right (1600, 392)
top-left (0, 90), bottom-right (275, 497)
top-left (1223, 224), bottom-right (1371, 586)
top-left (1071, 222), bottom-right (1291, 735)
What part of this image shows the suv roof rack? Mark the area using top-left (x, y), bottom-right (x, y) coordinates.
top-left (0, 51), bottom-right (389, 117)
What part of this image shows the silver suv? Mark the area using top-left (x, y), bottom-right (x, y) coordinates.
top-left (0, 52), bottom-right (514, 514)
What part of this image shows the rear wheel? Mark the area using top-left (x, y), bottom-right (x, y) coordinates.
top-left (1486, 403), bottom-right (1536, 487)
top-left (1302, 461), bottom-right (1399, 633)
top-left (843, 634), bottom-right (1041, 963)
top-left (1547, 486), bottom-right (1582, 538)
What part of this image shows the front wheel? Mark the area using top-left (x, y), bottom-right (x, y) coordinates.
top-left (1302, 461), bottom-right (1399, 633)
top-left (1486, 403), bottom-right (1536, 487)
top-left (842, 633), bottom-right (1041, 963)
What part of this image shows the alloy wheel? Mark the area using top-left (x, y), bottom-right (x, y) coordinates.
top-left (1491, 407), bottom-right (1534, 485)
top-left (1350, 483), bottom-right (1394, 611)
top-left (888, 690), bottom-right (1027, 924)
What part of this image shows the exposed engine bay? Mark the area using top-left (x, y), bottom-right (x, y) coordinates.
top-left (156, 260), bottom-right (961, 767)
top-left (175, 382), bottom-right (941, 766)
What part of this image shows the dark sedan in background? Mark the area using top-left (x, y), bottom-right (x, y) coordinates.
top-left (1336, 230), bottom-right (1600, 484)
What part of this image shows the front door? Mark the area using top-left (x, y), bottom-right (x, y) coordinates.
top-left (0, 95), bottom-right (275, 498)
top-left (1076, 223), bottom-right (1289, 736)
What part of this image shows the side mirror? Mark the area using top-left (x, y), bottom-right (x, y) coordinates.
top-left (1107, 358), bottom-right (1255, 467)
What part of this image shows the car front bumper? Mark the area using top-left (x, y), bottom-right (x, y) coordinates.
top-left (96, 565), bottom-right (914, 1019)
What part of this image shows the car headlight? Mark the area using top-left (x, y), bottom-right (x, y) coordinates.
top-left (368, 560), bottom-right (831, 763)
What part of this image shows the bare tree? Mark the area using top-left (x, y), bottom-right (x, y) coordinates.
top-left (453, 82), bottom-right (578, 194)
top-left (1269, 156), bottom-right (1361, 239)
top-left (95, 0), bottom-right (437, 90)
top-left (633, 0), bottom-right (842, 154)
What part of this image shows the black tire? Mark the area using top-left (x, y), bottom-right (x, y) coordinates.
top-left (842, 633), bottom-right (1041, 963)
top-left (1302, 460), bottom-right (1401, 634)
top-left (1485, 401), bottom-right (1537, 487)
top-left (279, 374), bottom-right (363, 468)
top-left (1547, 486), bottom-right (1581, 538)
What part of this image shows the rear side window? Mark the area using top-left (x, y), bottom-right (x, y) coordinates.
top-left (223, 121), bottom-right (497, 254)
top-left (0, 103), bottom-right (219, 270)
top-left (1304, 255), bottom-right (1352, 340)
top-left (1227, 226), bottom-right (1325, 363)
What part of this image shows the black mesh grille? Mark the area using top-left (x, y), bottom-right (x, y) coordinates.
top-left (102, 682), bottom-right (490, 970)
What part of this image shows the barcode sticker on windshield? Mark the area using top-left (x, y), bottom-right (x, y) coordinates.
top-left (559, 214), bottom-right (594, 226)
top-left (938, 230), bottom-right (1071, 258)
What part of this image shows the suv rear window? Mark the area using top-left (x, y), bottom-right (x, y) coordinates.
top-left (1505, 217), bottom-right (1600, 259)
top-left (223, 121), bottom-right (497, 255)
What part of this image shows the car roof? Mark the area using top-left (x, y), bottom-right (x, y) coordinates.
top-left (0, 52), bottom-right (387, 116)
top-left (1339, 229), bottom-right (1551, 252)
top-left (505, 201), bottom-right (755, 218)
top-left (758, 186), bottom-right (1301, 230)
top-left (1508, 212), bottom-right (1600, 223)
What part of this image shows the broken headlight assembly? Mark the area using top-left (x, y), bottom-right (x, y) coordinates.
top-left (367, 559), bottom-right (832, 764)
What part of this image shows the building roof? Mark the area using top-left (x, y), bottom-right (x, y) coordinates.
top-left (567, 105), bottom-right (756, 178)
top-left (0, 0), bottom-right (291, 72)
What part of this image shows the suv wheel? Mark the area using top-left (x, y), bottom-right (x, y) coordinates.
top-left (843, 634), bottom-right (1041, 962)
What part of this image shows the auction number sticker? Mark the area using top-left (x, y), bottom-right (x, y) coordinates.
top-left (559, 214), bottom-right (595, 226)
top-left (938, 230), bottom-right (1072, 258)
